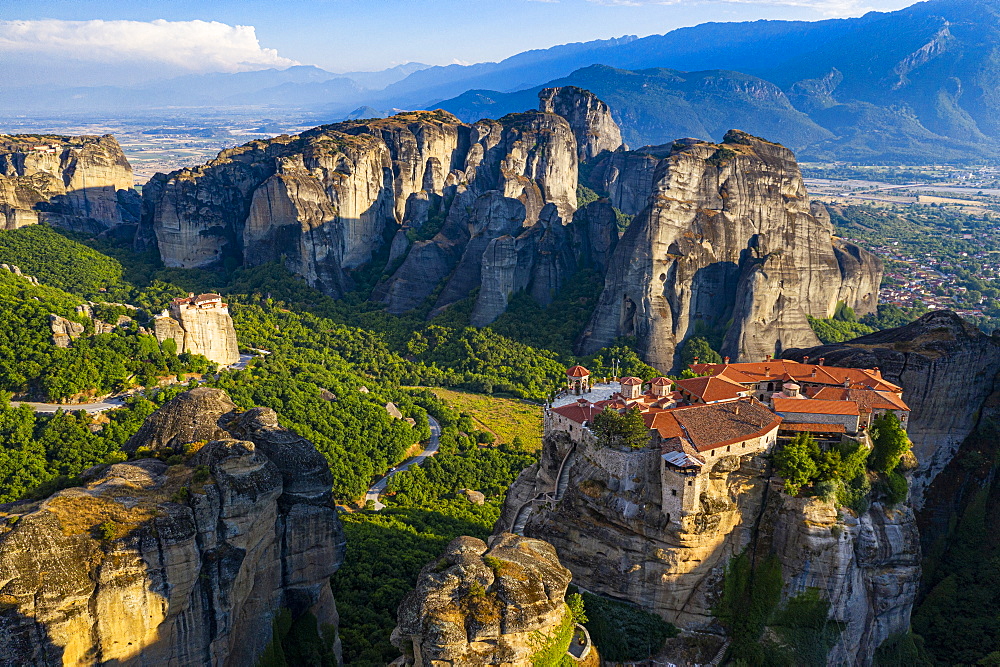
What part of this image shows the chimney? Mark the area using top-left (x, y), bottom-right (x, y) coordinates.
top-left (819, 357), bottom-right (825, 366)
top-left (765, 354), bottom-right (772, 361)
top-left (724, 356), bottom-right (730, 364)
top-left (694, 356), bottom-right (699, 363)
top-left (803, 356), bottom-right (810, 364)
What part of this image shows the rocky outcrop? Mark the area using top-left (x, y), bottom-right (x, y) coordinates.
top-left (0, 388), bottom-right (344, 666)
top-left (391, 533), bottom-right (573, 666)
top-left (538, 86), bottom-right (624, 162)
top-left (153, 294), bottom-right (240, 366)
top-left (0, 135), bottom-right (138, 233)
top-left (500, 428), bottom-right (918, 665)
top-left (784, 310), bottom-right (1000, 506)
top-left (49, 314), bottom-right (84, 348)
top-left (771, 496), bottom-right (920, 664)
top-left (577, 131), bottom-right (882, 371)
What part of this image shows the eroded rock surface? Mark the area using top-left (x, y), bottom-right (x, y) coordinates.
top-left (0, 135), bottom-right (138, 232)
top-left (500, 429), bottom-right (918, 665)
top-left (0, 388), bottom-right (344, 666)
top-left (538, 86), bottom-right (624, 161)
top-left (578, 131), bottom-right (882, 371)
top-left (392, 533), bottom-right (572, 666)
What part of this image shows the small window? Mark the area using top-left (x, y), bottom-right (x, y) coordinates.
top-left (687, 480), bottom-right (693, 486)
top-left (742, 443), bottom-right (746, 448)
top-left (671, 489), bottom-right (677, 496)
top-left (727, 445), bottom-right (731, 452)
top-left (711, 450), bottom-right (715, 456)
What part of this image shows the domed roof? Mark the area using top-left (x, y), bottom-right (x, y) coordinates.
top-left (566, 365), bottom-right (590, 377)
top-left (650, 377), bottom-right (672, 386)
top-left (620, 376), bottom-right (642, 385)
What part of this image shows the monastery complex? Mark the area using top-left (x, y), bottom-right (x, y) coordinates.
top-left (546, 357), bottom-right (910, 521)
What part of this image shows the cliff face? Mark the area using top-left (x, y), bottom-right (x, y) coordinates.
top-left (784, 310), bottom-right (1000, 506)
top-left (153, 296), bottom-right (240, 367)
top-left (0, 388), bottom-right (344, 666)
top-left (0, 135), bottom-right (138, 233)
top-left (500, 430), bottom-right (918, 664)
top-left (538, 86), bottom-right (624, 162)
top-left (143, 90), bottom-right (614, 313)
top-left (391, 533), bottom-right (573, 666)
top-left (577, 131), bottom-right (882, 371)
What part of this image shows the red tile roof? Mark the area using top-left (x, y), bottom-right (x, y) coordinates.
top-left (650, 377), bottom-right (672, 387)
top-left (674, 375), bottom-right (747, 403)
top-left (690, 360), bottom-right (902, 393)
top-left (810, 387), bottom-right (911, 412)
top-left (566, 365), bottom-right (590, 378)
top-left (652, 399), bottom-right (781, 453)
top-left (620, 376), bottom-right (642, 385)
top-left (551, 400), bottom-right (603, 424)
top-left (773, 397), bottom-right (860, 416)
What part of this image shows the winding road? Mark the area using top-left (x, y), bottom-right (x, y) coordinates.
top-left (364, 416), bottom-right (441, 510)
top-left (20, 353), bottom-right (258, 415)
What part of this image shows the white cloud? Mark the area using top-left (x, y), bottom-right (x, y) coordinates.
top-left (0, 19), bottom-right (299, 73)
top-left (585, 0), bottom-right (902, 17)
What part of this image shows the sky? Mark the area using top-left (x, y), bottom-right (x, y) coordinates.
top-left (0, 0), bottom-right (921, 84)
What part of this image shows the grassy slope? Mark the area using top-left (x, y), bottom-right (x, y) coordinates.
top-left (427, 387), bottom-right (543, 451)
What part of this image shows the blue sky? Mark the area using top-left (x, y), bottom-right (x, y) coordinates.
top-left (0, 0), bottom-right (920, 76)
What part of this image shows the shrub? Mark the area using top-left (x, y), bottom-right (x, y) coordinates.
top-left (869, 412), bottom-right (911, 474)
top-left (885, 471), bottom-right (908, 505)
top-left (96, 521), bottom-right (118, 541)
top-left (774, 433), bottom-right (820, 495)
top-left (193, 465), bottom-right (210, 483)
top-left (583, 592), bottom-right (677, 661)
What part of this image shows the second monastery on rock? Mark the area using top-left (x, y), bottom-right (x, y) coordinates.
top-left (548, 358), bottom-right (910, 520)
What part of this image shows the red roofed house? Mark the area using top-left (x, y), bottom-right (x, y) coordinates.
top-left (773, 397), bottom-right (861, 434)
top-left (566, 365), bottom-right (591, 396)
top-left (619, 376), bottom-right (643, 400)
top-left (673, 375), bottom-right (750, 404)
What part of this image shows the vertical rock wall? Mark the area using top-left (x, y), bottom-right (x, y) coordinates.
top-left (0, 135), bottom-right (137, 232)
top-left (0, 388), bottom-right (344, 666)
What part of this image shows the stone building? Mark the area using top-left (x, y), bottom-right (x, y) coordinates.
top-left (154, 293), bottom-right (240, 366)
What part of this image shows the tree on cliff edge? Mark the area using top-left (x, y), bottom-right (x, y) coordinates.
top-left (869, 412), bottom-right (910, 474)
top-left (592, 407), bottom-right (650, 449)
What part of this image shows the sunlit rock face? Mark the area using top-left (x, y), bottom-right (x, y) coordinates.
top-left (0, 388), bottom-right (344, 666)
top-left (0, 135), bottom-right (138, 233)
top-left (391, 533), bottom-right (573, 666)
top-left (578, 131), bottom-right (882, 372)
top-left (500, 428), bottom-right (918, 665)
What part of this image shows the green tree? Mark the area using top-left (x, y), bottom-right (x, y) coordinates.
top-left (591, 407), bottom-right (650, 450)
top-left (679, 336), bottom-right (722, 367)
top-left (869, 412), bottom-right (910, 474)
top-left (774, 433), bottom-right (820, 495)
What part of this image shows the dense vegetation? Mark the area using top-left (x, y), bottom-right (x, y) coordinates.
top-left (773, 414), bottom-right (912, 509)
top-left (716, 551), bottom-right (843, 666)
top-left (331, 393), bottom-right (536, 664)
top-left (578, 591), bottom-right (677, 661)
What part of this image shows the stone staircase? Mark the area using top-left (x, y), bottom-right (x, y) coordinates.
top-left (510, 443), bottom-right (576, 535)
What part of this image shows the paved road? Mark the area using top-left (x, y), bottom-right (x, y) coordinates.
top-left (23, 352), bottom-right (261, 415)
top-left (20, 397), bottom-right (127, 414)
top-left (365, 416), bottom-right (441, 510)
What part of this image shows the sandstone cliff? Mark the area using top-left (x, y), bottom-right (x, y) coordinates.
top-left (577, 131), bottom-right (882, 371)
top-left (0, 135), bottom-right (138, 233)
top-left (784, 310), bottom-right (1000, 506)
top-left (538, 86), bottom-right (624, 162)
top-left (500, 429), bottom-right (918, 664)
top-left (143, 89), bottom-right (620, 315)
top-left (153, 294), bottom-right (240, 367)
top-left (0, 388), bottom-right (344, 666)
top-left (391, 533), bottom-right (573, 666)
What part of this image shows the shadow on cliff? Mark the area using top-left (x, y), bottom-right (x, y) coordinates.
top-left (1, 609), bottom-right (65, 667)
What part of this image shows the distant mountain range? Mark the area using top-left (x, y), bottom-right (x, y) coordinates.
top-left (3, 0), bottom-right (998, 163)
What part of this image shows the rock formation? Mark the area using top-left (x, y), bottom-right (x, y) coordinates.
top-left (578, 131), bottom-right (882, 371)
top-left (142, 90), bottom-right (609, 312)
top-left (391, 533), bottom-right (573, 666)
top-left (0, 387), bottom-right (344, 666)
top-left (49, 314), bottom-right (84, 348)
top-left (153, 293), bottom-right (240, 366)
top-left (0, 135), bottom-right (138, 233)
top-left (500, 426), bottom-right (918, 664)
top-left (538, 86), bottom-right (624, 161)
top-left (784, 310), bottom-right (1000, 506)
